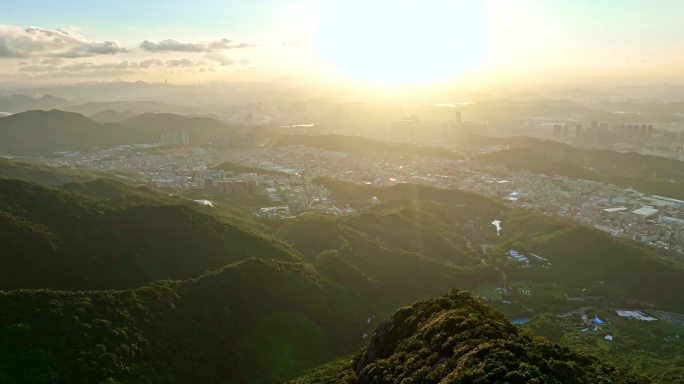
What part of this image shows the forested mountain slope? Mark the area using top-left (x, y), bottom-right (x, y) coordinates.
top-left (291, 290), bottom-right (649, 384)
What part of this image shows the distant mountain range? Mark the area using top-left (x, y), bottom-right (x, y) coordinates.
top-left (2, 83), bottom-right (684, 131)
top-left (88, 109), bottom-right (138, 123)
top-left (0, 110), bottom-right (117, 155)
top-left (461, 99), bottom-right (684, 123)
top-left (591, 101), bottom-right (684, 118)
top-left (0, 94), bottom-right (71, 113)
top-left (63, 100), bottom-right (195, 115)
top-left (0, 93), bottom-right (198, 116)
top-left (0, 109), bottom-right (235, 156)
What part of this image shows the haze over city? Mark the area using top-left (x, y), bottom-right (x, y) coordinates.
top-left (1, 1), bottom-right (684, 383)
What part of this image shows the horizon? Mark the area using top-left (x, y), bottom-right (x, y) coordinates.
top-left (1, 0), bottom-right (683, 92)
top-left (3, 2), bottom-right (684, 383)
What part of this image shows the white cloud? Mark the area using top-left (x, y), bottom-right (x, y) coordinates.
top-left (0, 25), bottom-right (126, 58)
top-left (139, 58), bottom-right (164, 68)
top-left (166, 58), bottom-right (205, 67)
top-left (18, 64), bottom-right (61, 73)
top-left (60, 61), bottom-right (133, 72)
top-left (205, 53), bottom-right (234, 66)
top-left (16, 58), bottom-right (209, 77)
top-left (140, 38), bottom-right (253, 53)
top-left (40, 57), bottom-right (65, 65)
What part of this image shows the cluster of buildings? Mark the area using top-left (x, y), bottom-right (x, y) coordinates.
top-left (45, 129), bottom-right (684, 258)
top-left (471, 167), bottom-right (684, 254)
top-left (256, 184), bottom-right (353, 218)
top-left (507, 250), bottom-right (529, 265)
top-left (538, 120), bottom-right (684, 160)
top-left (160, 129), bottom-right (190, 147)
top-left (387, 112), bottom-right (485, 141)
top-left (196, 163), bottom-right (347, 217)
top-left (219, 142), bottom-right (684, 257)
top-left (548, 121), bottom-right (658, 145)
top-left (48, 145), bottom-right (211, 189)
top-left (506, 250), bottom-right (552, 268)
top-left (593, 194), bottom-right (684, 247)
top-left (482, 170), bottom-right (682, 250)
top-left (202, 171), bottom-right (259, 194)
top-left (441, 111), bottom-right (485, 139)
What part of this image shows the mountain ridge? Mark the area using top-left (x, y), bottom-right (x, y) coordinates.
top-left (292, 290), bottom-right (649, 384)
top-left (0, 109), bottom-right (234, 155)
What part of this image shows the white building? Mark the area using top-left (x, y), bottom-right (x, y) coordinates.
top-left (160, 129), bottom-right (190, 146)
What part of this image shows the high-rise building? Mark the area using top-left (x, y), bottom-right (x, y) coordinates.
top-left (441, 112), bottom-right (463, 137)
top-left (575, 124), bottom-right (583, 142)
top-left (160, 129), bottom-right (190, 147)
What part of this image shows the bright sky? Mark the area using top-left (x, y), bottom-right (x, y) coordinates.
top-left (0, 0), bottom-right (682, 87)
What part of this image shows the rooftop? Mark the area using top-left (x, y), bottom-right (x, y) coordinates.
top-left (602, 207), bottom-right (628, 213)
top-left (632, 206), bottom-right (659, 217)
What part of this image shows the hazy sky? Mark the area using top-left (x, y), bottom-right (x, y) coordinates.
top-left (0, 0), bottom-right (682, 87)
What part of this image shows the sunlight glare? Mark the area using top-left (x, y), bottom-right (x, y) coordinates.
top-left (315, 0), bottom-right (492, 85)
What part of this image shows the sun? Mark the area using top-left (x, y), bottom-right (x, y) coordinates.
top-left (315, 0), bottom-right (492, 86)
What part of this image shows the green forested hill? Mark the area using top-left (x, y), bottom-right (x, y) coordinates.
top-left (59, 178), bottom-right (179, 208)
top-left (2, 170), bottom-right (684, 382)
top-left (89, 109), bottom-right (137, 123)
top-left (275, 134), bottom-right (463, 160)
top-left (315, 177), bottom-right (501, 209)
top-left (269, 181), bottom-right (504, 311)
top-left (291, 290), bottom-right (649, 384)
top-left (0, 158), bottom-right (180, 208)
top-left (0, 158), bottom-right (92, 186)
top-left (476, 138), bottom-right (684, 198)
top-left (0, 110), bottom-right (119, 155)
top-left (290, 180), bottom-right (684, 382)
top-left (0, 178), bottom-right (297, 289)
top-left (0, 110), bottom-right (235, 155)
top-left (0, 258), bottom-right (371, 384)
top-left (495, 211), bottom-right (684, 313)
top-left (275, 211), bottom-right (495, 312)
top-left (119, 112), bottom-right (233, 145)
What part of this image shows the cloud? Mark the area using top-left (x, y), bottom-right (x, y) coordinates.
top-left (205, 54), bottom-right (251, 67)
top-left (0, 25), bottom-right (126, 58)
top-left (40, 57), bottom-right (65, 65)
top-left (140, 38), bottom-right (253, 53)
top-left (60, 61), bottom-right (133, 72)
top-left (18, 64), bottom-right (61, 73)
top-left (205, 53), bottom-right (234, 66)
top-left (139, 58), bottom-right (163, 68)
top-left (17, 57), bottom-right (66, 72)
top-left (60, 59), bottom-right (206, 72)
top-left (16, 58), bottom-right (208, 77)
top-left (166, 58), bottom-right (205, 67)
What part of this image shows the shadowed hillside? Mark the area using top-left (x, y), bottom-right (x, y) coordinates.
top-left (291, 290), bottom-right (649, 384)
top-left (275, 134), bottom-right (463, 160)
top-left (0, 110), bottom-right (235, 155)
top-left (0, 178), bottom-right (297, 289)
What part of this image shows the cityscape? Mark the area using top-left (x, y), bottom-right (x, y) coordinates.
top-left (1, 1), bottom-right (684, 383)
top-left (42, 121), bottom-right (684, 260)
